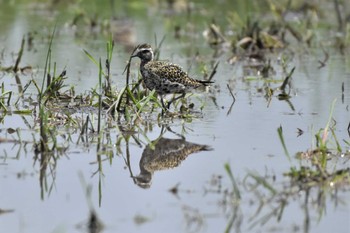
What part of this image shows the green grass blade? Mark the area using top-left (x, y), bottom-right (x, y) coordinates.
top-left (248, 171), bottom-right (277, 195)
top-left (83, 49), bottom-right (107, 77)
top-left (40, 24), bottom-right (56, 102)
top-left (224, 163), bottom-right (241, 200)
top-left (277, 125), bottom-right (291, 162)
top-left (126, 87), bottom-right (140, 109)
top-left (136, 90), bottom-right (157, 114)
top-left (83, 49), bottom-right (99, 67)
top-left (322, 98), bottom-right (337, 145)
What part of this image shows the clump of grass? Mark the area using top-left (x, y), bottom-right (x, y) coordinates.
top-left (245, 65), bottom-right (296, 110)
top-left (206, 0), bottom-right (350, 81)
top-left (83, 36), bottom-right (159, 122)
top-left (216, 159), bottom-right (349, 231)
top-left (296, 99), bottom-right (342, 157)
top-left (0, 83), bottom-right (12, 112)
top-left (34, 25), bottom-right (58, 156)
top-left (218, 100), bottom-right (350, 231)
top-left (42, 68), bottom-right (68, 103)
top-left (31, 27), bottom-right (70, 199)
top-left (284, 99), bottom-right (350, 187)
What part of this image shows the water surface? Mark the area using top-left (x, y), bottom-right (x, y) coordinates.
top-left (0, 1), bottom-right (349, 233)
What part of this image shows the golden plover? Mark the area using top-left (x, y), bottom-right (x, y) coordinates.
top-left (131, 43), bottom-right (213, 110)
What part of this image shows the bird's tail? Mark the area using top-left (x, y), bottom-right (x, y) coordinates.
top-left (197, 79), bottom-right (214, 86)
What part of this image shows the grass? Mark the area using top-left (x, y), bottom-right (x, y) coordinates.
top-left (84, 37), bottom-right (163, 120)
top-left (220, 98), bottom-right (350, 231)
top-left (0, 1), bottom-right (349, 230)
top-left (277, 125), bottom-right (291, 161)
top-left (0, 83), bottom-right (12, 112)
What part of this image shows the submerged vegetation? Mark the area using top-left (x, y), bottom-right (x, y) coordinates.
top-left (0, 0), bottom-right (349, 232)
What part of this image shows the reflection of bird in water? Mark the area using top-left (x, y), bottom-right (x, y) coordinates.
top-left (133, 136), bottom-right (212, 189)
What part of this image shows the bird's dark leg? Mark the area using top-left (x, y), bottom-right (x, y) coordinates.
top-left (167, 93), bottom-right (186, 109)
top-left (160, 96), bottom-right (168, 110)
top-left (160, 96), bottom-right (168, 116)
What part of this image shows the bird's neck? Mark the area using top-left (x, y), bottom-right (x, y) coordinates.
top-left (140, 58), bottom-right (152, 67)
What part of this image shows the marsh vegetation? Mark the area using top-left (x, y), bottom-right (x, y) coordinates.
top-left (0, 0), bottom-right (349, 232)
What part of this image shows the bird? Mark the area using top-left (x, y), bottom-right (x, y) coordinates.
top-left (133, 136), bottom-right (212, 189)
top-left (131, 43), bottom-right (213, 110)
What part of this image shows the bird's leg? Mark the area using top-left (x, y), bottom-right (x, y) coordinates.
top-left (160, 96), bottom-right (168, 110)
top-left (160, 96), bottom-right (169, 117)
top-left (168, 93), bottom-right (185, 109)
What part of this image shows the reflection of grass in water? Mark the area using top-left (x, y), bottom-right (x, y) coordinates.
top-left (1, 0), bottom-right (350, 228)
top-left (32, 26), bottom-right (62, 200)
top-left (220, 100), bottom-right (350, 232)
top-left (277, 125), bottom-right (291, 162)
top-left (288, 99), bottom-right (349, 187)
top-left (220, 163), bottom-right (349, 232)
top-left (82, 36), bottom-right (206, 202)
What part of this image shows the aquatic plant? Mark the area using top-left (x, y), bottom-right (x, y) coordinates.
top-left (0, 83), bottom-right (12, 112)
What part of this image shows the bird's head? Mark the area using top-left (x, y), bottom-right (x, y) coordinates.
top-left (131, 43), bottom-right (154, 62)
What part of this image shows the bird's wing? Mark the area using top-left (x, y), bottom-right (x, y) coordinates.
top-left (147, 61), bottom-right (190, 83)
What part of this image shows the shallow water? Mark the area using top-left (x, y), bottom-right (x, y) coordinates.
top-left (0, 1), bottom-right (349, 233)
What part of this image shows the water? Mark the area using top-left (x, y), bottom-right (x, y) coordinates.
top-left (0, 1), bottom-right (349, 233)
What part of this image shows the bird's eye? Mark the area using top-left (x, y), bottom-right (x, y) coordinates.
top-left (141, 50), bottom-right (149, 53)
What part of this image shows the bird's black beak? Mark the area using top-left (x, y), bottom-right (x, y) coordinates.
top-left (130, 44), bottom-right (142, 59)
